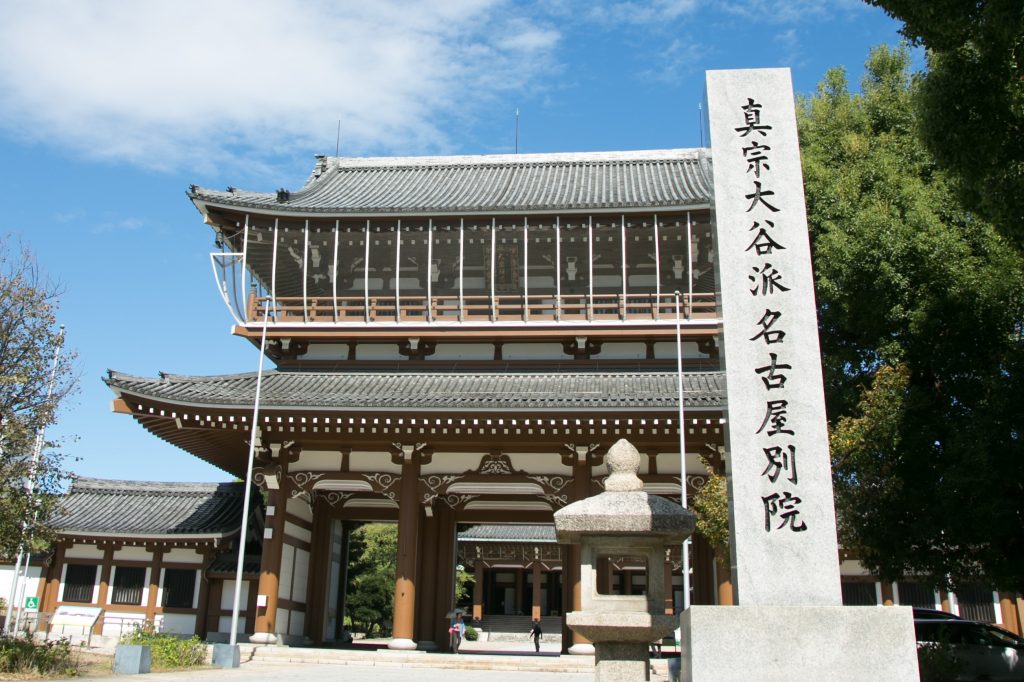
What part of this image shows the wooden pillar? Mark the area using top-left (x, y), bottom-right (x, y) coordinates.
top-left (716, 553), bottom-right (734, 605)
top-left (335, 522), bottom-right (352, 640)
top-left (42, 542), bottom-right (66, 615)
top-left (472, 561), bottom-right (484, 622)
top-left (195, 550), bottom-right (212, 639)
top-left (415, 510), bottom-right (440, 649)
top-left (144, 547), bottom-right (164, 624)
top-left (93, 546), bottom-right (115, 635)
top-left (880, 581), bottom-right (895, 606)
top-left (245, 580), bottom-right (258, 634)
top-left (431, 503), bottom-right (457, 652)
top-left (531, 562), bottom-right (542, 621)
top-left (940, 590), bottom-right (953, 613)
top-left (203, 577), bottom-right (220, 634)
top-left (305, 498), bottom-right (331, 643)
top-left (515, 568), bottom-right (525, 615)
top-left (999, 593), bottom-right (1023, 636)
top-left (253, 478), bottom-right (289, 644)
top-left (389, 449), bottom-right (422, 650)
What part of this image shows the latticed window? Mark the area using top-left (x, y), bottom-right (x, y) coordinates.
top-left (897, 582), bottom-right (936, 608)
top-left (162, 569), bottom-right (196, 609)
top-left (955, 584), bottom-right (996, 623)
top-left (841, 581), bottom-right (877, 606)
top-left (63, 564), bottom-right (97, 603)
top-left (111, 567), bottom-right (146, 605)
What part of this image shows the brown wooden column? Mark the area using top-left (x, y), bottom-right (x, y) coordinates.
top-left (144, 547), bottom-right (164, 624)
top-left (93, 546), bottom-right (115, 635)
top-left (515, 568), bottom-right (525, 615)
top-left (432, 502), bottom-right (457, 652)
top-left (531, 562), bottom-right (542, 621)
top-left (195, 550), bottom-right (212, 639)
top-left (305, 497), bottom-right (331, 644)
top-left (415, 509), bottom-right (440, 650)
top-left (205, 579), bottom-right (222, 638)
top-left (42, 543), bottom-right (65, 613)
top-left (716, 553), bottom-right (734, 605)
top-left (940, 590), bottom-right (953, 613)
top-left (253, 474), bottom-right (290, 644)
top-left (334, 522), bottom-right (352, 640)
top-left (472, 560), bottom-right (484, 622)
top-left (999, 593), bottom-right (1023, 636)
top-left (389, 446), bottom-right (423, 650)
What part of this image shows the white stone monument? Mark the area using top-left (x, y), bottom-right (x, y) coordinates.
top-left (678, 68), bottom-right (920, 681)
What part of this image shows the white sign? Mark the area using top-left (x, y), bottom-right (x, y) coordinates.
top-left (51, 605), bottom-right (103, 628)
top-left (707, 68), bottom-right (841, 606)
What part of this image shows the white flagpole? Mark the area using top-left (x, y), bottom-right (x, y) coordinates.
top-left (675, 293), bottom-right (691, 611)
top-left (230, 302), bottom-right (272, 646)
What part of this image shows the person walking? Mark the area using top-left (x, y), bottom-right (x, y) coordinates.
top-left (528, 618), bottom-right (543, 652)
top-left (450, 612), bottom-right (466, 653)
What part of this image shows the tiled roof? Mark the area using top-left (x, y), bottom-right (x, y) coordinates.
top-left (106, 370), bottom-right (726, 411)
top-left (459, 524), bottom-right (556, 543)
top-left (189, 149), bottom-right (713, 215)
top-left (51, 477), bottom-right (250, 537)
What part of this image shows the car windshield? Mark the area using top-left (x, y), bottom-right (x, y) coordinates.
top-left (984, 625), bottom-right (1024, 647)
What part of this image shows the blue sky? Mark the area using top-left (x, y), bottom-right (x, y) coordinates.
top-left (0, 0), bottom-right (915, 483)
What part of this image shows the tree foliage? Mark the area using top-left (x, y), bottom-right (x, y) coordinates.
top-left (866, 0), bottom-right (1024, 245)
top-left (0, 238), bottom-right (76, 558)
top-left (798, 46), bottom-right (1024, 592)
top-left (345, 523), bottom-right (397, 637)
top-left (691, 456), bottom-right (730, 552)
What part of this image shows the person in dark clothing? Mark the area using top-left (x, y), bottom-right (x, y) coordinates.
top-left (529, 619), bottom-right (543, 652)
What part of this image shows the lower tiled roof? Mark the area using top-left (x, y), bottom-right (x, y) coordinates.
top-left (459, 524), bottom-right (556, 543)
top-left (52, 477), bottom-right (251, 537)
top-left (105, 370), bottom-right (725, 411)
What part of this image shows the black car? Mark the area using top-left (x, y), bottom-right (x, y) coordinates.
top-left (913, 607), bottom-right (963, 620)
top-left (915, 619), bottom-right (1024, 680)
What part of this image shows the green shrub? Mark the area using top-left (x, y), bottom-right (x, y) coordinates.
top-left (120, 624), bottom-right (206, 669)
top-left (917, 642), bottom-right (962, 682)
top-left (0, 635), bottom-right (76, 675)
top-left (463, 625), bottom-right (478, 641)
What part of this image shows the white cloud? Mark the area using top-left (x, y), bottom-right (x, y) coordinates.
top-left (643, 37), bottom-right (705, 83)
top-left (0, 0), bottom-right (560, 175)
top-left (585, 0), bottom-right (698, 26)
top-left (720, 0), bottom-right (866, 24)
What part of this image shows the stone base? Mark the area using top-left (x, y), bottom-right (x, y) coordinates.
top-left (211, 643), bottom-right (240, 668)
top-left (568, 642), bottom-right (596, 655)
top-left (249, 632), bottom-right (278, 645)
top-left (388, 637), bottom-right (417, 650)
top-left (680, 605), bottom-right (919, 682)
top-left (595, 641), bottom-right (651, 682)
top-left (114, 644), bottom-right (151, 674)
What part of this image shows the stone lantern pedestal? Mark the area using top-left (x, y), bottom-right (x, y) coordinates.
top-left (555, 438), bottom-right (695, 681)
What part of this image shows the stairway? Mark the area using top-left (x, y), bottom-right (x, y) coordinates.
top-left (474, 614), bottom-right (562, 643)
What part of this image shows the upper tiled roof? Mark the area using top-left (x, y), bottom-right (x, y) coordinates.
top-left (458, 524), bottom-right (556, 543)
top-left (189, 149), bottom-right (713, 215)
top-left (51, 477), bottom-right (249, 537)
top-left (106, 370), bottom-right (726, 412)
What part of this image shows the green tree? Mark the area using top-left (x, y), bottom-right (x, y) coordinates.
top-left (345, 523), bottom-right (397, 637)
top-left (0, 238), bottom-right (76, 558)
top-left (866, 0), bottom-right (1024, 245)
top-left (798, 45), bottom-right (1024, 592)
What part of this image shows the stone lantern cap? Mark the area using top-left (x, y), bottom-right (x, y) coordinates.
top-left (554, 438), bottom-right (695, 544)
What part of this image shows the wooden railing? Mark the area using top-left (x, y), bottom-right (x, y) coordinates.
top-left (246, 292), bottom-right (718, 324)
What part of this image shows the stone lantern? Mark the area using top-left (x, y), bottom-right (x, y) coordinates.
top-left (554, 438), bottom-right (696, 681)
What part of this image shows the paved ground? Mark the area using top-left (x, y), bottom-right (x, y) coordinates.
top-left (82, 660), bottom-right (595, 682)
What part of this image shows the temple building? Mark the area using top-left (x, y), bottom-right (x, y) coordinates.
top-left (19, 149), bottom-right (1019, 646)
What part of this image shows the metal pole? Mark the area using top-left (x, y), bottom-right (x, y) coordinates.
top-left (12, 325), bottom-right (65, 633)
top-left (302, 220), bottom-right (309, 321)
top-left (230, 301), bottom-right (272, 646)
top-left (395, 221), bottom-right (402, 322)
top-left (675, 293), bottom-right (691, 611)
top-left (653, 215), bottom-right (661, 314)
top-left (555, 217), bottom-right (561, 321)
top-left (364, 220), bottom-right (371, 323)
top-left (332, 220), bottom-right (339, 321)
top-left (458, 219), bottom-right (464, 321)
top-left (426, 220), bottom-right (433, 322)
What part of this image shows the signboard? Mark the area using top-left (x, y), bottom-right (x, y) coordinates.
top-left (706, 68), bottom-right (841, 606)
top-left (24, 596), bottom-right (38, 611)
top-left (50, 605), bottom-right (103, 629)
